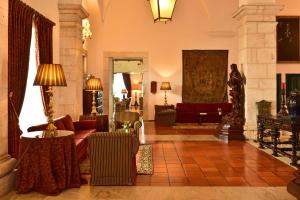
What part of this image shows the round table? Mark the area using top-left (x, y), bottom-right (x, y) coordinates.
top-left (17, 130), bottom-right (81, 195)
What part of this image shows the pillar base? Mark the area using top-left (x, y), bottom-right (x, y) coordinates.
top-left (0, 155), bottom-right (17, 197)
top-left (217, 124), bottom-right (246, 141)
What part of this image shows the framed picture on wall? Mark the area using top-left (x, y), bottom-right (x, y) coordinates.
top-left (277, 16), bottom-right (300, 63)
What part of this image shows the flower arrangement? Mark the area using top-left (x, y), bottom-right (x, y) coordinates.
top-left (123, 121), bottom-right (131, 133)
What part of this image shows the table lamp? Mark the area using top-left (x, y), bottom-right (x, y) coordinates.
top-left (121, 89), bottom-right (128, 100)
top-left (131, 84), bottom-right (141, 107)
top-left (85, 78), bottom-right (103, 115)
top-left (160, 81), bottom-right (171, 106)
top-left (34, 64), bottom-right (67, 137)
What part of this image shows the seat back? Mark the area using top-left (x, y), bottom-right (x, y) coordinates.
top-left (115, 111), bottom-right (139, 127)
top-left (89, 131), bottom-right (137, 185)
top-left (256, 100), bottom-right (272, 116)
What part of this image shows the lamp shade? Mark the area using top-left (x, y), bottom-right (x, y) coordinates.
top-left (149, 0), bottom-right (177, 22)
top-left (132, 84), bottom-right (141, 91)
top-left (85, 78), bottom-right (103, 91)
top-left (34, 64), bottom-right (67, 86)
top-left (160, 82), bottom-right (171, 90)
top-left (121, 89), bottom-right (128, 94)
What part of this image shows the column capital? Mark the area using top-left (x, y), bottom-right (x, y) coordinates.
top-left (58, 4), bottom-right (89, 22)
top-left (233, 4), bottom-right (284, 21)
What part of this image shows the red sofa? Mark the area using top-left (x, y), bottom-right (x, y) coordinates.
top-left (27, 115), bottom-right (96, 163)
top-left (176, 103), bottom-right (232, 123)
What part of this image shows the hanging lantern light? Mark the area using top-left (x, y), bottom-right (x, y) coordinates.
top-left (148, 0), bottom-right (177, 23)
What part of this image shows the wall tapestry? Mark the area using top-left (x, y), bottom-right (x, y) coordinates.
top-left (182, 50), bottom-right (228, 103)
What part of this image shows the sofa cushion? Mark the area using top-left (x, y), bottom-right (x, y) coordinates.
top-left (61, 115), bottom-right (75, 131)
top-left (74, 129), bottom-right (96, 139)
top-left (54, 120), bottom-right (65, 130)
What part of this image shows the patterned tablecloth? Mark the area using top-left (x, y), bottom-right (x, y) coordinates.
top-left (16, 130), bottom-right (81, 195)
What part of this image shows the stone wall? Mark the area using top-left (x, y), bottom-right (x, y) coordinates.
top-left (0, 0), bottom-right (17, 197)
top-left (234, 1), bottom-right (284, 131)
top-left (57, 4), bottom-right (88, 120)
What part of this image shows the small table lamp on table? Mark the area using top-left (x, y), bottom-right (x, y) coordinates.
top-left (121, 89), bottom-right (128, 100)
top-left (33, 64), bottom-right (67, 138)
top-left (131, 84), bottom-right (141, 108)
top-left (85, 78), bottom-right (103, 115)
top-left (160, 81), bottom-right (171, 106)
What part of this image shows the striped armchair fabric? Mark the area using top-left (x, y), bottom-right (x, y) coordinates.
top-left (88, 131), bottom-right (139, 185)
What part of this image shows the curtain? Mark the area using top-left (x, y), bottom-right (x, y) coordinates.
top-left (8, 0), bottom-right (35, 158)
top-left (35, 15), bottom-right (55, 114)
top-left (122, 73), bottom-right (132, 98)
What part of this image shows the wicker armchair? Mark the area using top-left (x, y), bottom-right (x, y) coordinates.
top-left (89, 130), bottom-right (139, 185)
top-left (111, 111), bottom-right (142, 140)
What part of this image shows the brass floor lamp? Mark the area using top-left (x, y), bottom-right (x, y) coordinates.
top-left (160, 82), bottom-right (171, 106)
top-left (34, 64), bottom-right (67, 137)
top-left (85, 78), bottom-right (103, 115)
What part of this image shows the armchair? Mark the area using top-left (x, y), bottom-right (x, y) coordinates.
top-left (154, 105), bottom-right (176, 126)
top-left (111, 111), bottom-right (142, 140)
top-left (89, 130), bottom-right (139, 185)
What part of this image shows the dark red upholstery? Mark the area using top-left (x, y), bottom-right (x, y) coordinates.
top-left (176, 103), bottom-right (232, 123)
top-left (27, 115), bottom-right (97, 163)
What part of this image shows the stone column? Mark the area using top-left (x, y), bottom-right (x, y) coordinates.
top-left (57, 4), bottom-right (88, 120)
top-left (0, 0), bottom-right (17, 196)
top-left (233, 1), bottom-right (283, 132)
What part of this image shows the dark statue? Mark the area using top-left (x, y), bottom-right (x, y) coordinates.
top-left (218, 64), bottom-right (246, 140)
top-left (222, 64), bottom-right (246, 126)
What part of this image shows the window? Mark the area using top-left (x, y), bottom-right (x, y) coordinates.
top-left (113, 73), bottom-right (126, 100)
top-left (19, 27), bottom-right (47, 132)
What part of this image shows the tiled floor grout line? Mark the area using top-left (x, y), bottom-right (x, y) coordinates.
top-left (161, 142), bottom-right (171, 186)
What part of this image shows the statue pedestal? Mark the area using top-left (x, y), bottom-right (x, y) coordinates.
top-left (217, 123), bottom-right (245, 141)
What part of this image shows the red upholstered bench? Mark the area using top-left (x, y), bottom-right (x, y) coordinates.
top-left (176, 103), bottom-right (232, 123)
top-left (27, 115), bottom-right (96, 163)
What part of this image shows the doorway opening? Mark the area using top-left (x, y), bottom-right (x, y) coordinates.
top-left (112, 59), bottom-right (144, 115)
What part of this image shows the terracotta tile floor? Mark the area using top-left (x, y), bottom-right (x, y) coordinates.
top-left (136, 141), bottom-right (296, 186)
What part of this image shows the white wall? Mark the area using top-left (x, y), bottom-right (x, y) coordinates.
top-left (86, 0), bottom-right (239, 120)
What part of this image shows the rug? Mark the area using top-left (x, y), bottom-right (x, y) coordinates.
top-left (173, 123), bottom-right (219, 130)
top-left (136, 144), bottom-right (153, 175)
top-left (79, 144), bottom-right (153, 175)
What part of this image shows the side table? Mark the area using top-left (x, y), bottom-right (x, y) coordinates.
top-left (79, 114), bottom-right (109, 132)
top-left (17, 130), bottom-right (80, 195)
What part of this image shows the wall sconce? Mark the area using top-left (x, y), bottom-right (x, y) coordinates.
top-left (148, 0), bottom-right (177, 23)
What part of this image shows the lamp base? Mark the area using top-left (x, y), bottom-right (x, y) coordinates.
top-left (43, 86), bottom-right (57, 138)
top-left (43, 121), bottom-right (58, 138)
